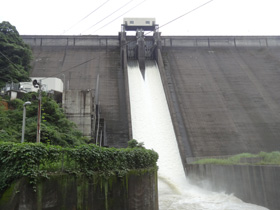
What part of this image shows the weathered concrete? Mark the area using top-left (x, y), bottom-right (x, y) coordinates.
top-left (0, 170), bottom-right (158, 210)
top-left (187, 164), bottom-right (280, 210)
top-left (160, 36), bottom-right (280, 48)
top-left (22, 35), bottom-right (129, 147)
top-left (22, 35), bottom-right (280, 154)
top-left (119, 32), bottom-right (133, 140)
top-left (20, 34), bottom-right (280, 209)
top-left (63, 90), bottom-right (92, 137)
top-left (161, 41), bottom-right (280, 158)
top-left (23, 35), bottom-right (119, 47)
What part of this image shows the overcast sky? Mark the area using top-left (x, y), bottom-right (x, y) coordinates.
top-left (1, 0), bottom-right (279, 36)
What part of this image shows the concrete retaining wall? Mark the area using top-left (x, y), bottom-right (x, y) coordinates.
top-left (0, 170), bottom-right (158, 210)
top-left (186, 164), bottom-right (280, 210)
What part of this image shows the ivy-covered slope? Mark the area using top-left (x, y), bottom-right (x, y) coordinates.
top-left (0, 142), bottom-right (158, 193)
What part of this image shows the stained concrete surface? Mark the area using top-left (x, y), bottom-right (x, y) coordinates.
top-left (162, 46), bottom-right (280, 157)
top-left (0, 171), bottom-right (158, 210)
top-left (23, 35), bottom-right (280, 155)
top-left (23, 36), bottom-right (129, 147)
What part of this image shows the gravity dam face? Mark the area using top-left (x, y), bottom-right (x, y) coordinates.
top-left (23, 35), bottom-right (280, 157)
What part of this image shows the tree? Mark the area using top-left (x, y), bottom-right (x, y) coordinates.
top-left (0, 21), bottom-right (32, 88)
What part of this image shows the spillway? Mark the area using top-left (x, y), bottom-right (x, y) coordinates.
top-left (127, 60), bottom-right (268, 210)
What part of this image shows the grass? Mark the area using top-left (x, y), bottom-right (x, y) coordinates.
top-left (192, 151), bottom-right (280, 165)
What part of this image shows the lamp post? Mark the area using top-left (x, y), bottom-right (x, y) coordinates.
top-left (21, 101), bottom-right (31, 143)
top-left (61, 74), bottom-right (65, 91)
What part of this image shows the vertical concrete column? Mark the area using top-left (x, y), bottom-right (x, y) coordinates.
top-left (120, 32), bottom-right (133, 140)
top-left (64, 90), bottom-right (93, 138)
top-left (136, 29), bottom-right (146, 72)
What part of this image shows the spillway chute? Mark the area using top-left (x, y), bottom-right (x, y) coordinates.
top-left (127, 60), bottom-right (268, 210)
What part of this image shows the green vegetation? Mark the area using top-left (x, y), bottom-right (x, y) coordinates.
top-left (192, 151), bottom-right (280, 165)
top-left (0, 23), bottom-right (159, 206)
top-left (0, 142), bottom-right (158, 193)
top-left (0, 21), bottom-right (88, 146)
top-left (127, 139), bottom-right (144, 148)
top-left (0, 92), bottom-right (88, 146)
top-left (0, 21), bottom-right (32, 88)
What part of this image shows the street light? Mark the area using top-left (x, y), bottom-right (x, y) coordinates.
top-left (61, 74), bottom-right (65, 91)
top-left (21, 101), bottom-right (31, 143)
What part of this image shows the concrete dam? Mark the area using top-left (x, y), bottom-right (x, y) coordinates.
top-left (21, 21), bottom-right (280, 208)
top-left (22, 34), bottom-right (280, 161)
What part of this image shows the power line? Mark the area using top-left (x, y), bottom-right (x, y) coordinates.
top-left (159, 0), bottom-right (214, 31)
top-left (39, 1), bottom-right (146, 80)
top-left (121, 0), bottom-right (214, 48)
top-left (0, 51), bottom-right (14, 65)
top-left (61, 0), bottom-right (110, 35)
top-left (93, 0), bottom-right (146, 33)
top-left (0, 51), bottom-right (23, 72)
top-left (41, 0), bottom-right (213, 81)
top-left (41, 57), bottom-right (97, 81)
top-left (82, 0), bottom-right (134, 34)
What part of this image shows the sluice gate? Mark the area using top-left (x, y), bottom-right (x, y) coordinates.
top-left (120, 18), bottom-right (161, 79)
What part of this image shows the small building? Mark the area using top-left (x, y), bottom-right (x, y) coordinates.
top-left (1, 77), bottom-right (63, 103)
top-left (20, 77), bottom-right (63, 93)
top-left (123, 18), bottom-right (157, 31)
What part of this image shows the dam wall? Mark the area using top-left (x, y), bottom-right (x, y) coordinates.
top-left (186, 164), bottom-right (280, 210)
top-left (22, 35), bottom-right (280, 155)
top-left (159, 36), bottom-right (280, 159)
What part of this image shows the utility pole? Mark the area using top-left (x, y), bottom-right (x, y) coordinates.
top-left (21, 101), bottom-right (31, 143)
top-left (33, 79), bottom-right (42, 143)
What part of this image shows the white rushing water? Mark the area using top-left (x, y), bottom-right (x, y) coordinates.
top-left (127, 60), bottom-right (268, 210)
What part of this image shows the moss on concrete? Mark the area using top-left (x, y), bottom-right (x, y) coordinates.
top-left (0, 168), bottom-right (158, 210)
top-left (0, 182), bottom-right (18, 206)
top-left (192, 151), bottom-right (280, 165)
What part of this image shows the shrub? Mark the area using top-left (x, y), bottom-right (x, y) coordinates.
top-left (0, 142), bottom-right (158, 193)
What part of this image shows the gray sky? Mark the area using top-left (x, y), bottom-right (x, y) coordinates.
top-left (1, 0), bottom-right (279, 36)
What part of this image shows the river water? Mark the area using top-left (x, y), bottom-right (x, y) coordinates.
top-left (127, 60), bottom-right (268, 210)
